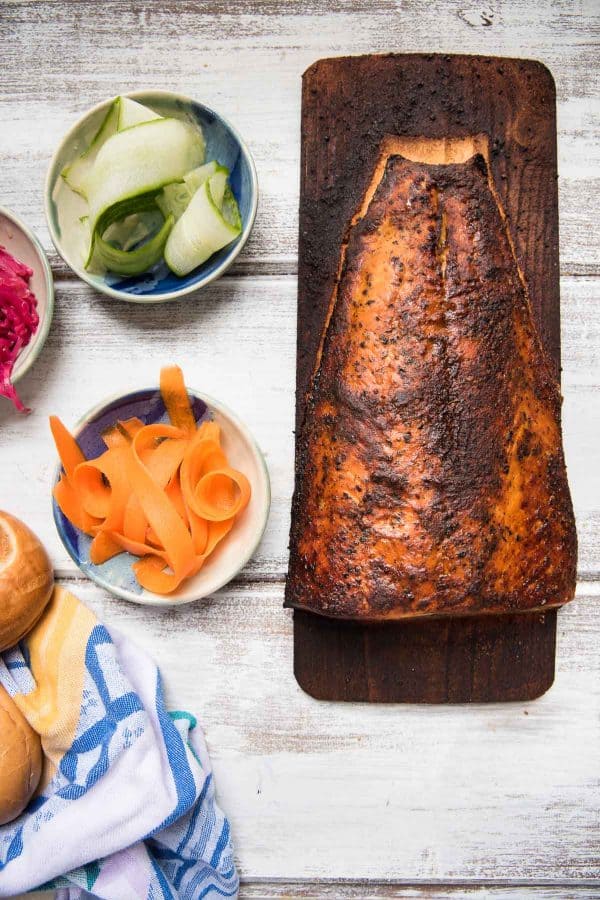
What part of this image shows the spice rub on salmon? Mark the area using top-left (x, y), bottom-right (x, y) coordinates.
top-left (286, 150), bottom-right (577, 621)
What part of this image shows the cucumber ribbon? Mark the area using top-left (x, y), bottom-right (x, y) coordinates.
top-left (61, 96), bottom-right (242, 279)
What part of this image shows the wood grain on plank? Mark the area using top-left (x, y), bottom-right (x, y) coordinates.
top-left (239, 886), bottom-right (600, 900)
top-left (56, 578), bottom-right (599, 882)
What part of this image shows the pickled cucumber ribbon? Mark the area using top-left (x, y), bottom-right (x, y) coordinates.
top-left (61, 96), bottom-right (242, 278)
top-left (85, 117), bottom-right (204, 275)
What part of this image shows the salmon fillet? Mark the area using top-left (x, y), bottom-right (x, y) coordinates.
top-left (285, 150), bottom-right (577, 620)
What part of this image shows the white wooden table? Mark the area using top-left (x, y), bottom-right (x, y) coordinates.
top-left (1, 2), bottom-right (598, 897)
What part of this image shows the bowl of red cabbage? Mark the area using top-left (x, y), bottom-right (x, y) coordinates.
top-left (45, 91), bottom-right (258, 303)
top-left (0, 207), bottom-right (54, 413)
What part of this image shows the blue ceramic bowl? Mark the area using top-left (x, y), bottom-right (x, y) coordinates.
top-left (52, 387), bottom-right (271, 606)
top-left (45, 91), bottom-right (258, 303)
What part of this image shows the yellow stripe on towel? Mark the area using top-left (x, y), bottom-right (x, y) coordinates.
top-left (11, 585), bottom-right (97, 784)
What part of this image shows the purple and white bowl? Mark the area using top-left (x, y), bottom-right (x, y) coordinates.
top-left (52, 386), bottom-right (271, 607)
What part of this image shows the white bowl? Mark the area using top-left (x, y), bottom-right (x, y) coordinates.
top-left (0, 206), bottom-right (54, 384)
top-left (52, 386), bottom-right (271, 606)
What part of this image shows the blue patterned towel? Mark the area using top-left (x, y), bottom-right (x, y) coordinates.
top-left (0, 586), bottom-right (239, 899)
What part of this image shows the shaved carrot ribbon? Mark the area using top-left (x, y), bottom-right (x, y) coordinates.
top-left (160, 365), bottom-right (197, 435)
top-left (50, 365), bottom-right (252, 595)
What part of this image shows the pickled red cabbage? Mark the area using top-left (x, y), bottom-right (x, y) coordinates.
top-left (0, 247), bottom-right (39, 413)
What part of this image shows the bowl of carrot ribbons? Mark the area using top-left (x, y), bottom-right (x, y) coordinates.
top-left (50, 365), bottom-right (270, 606)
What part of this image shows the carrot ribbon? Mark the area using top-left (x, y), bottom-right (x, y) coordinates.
top-left (51, 365), bottom-right (251, 595)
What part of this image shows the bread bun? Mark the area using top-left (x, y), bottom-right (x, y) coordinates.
top-left (0, 685), bottom-right (42, 824)
top-left (0, 511), bottom-right (54, 652)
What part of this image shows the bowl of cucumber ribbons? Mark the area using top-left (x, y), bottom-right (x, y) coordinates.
top-left (45, 91), bottom-right (258, 302)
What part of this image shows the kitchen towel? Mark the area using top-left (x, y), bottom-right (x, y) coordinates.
top-left (0, 585), bottom-right (238, 899)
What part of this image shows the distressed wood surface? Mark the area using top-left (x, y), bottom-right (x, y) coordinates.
top-left (0, 277), bottom-right (596, 579)
top-left (239, 889), bottom-right (600, 900)
top-left (0, 1), bottom-right (598, 278)
top-left (13, 577), bottom-right (597, 889)
top-left (0, 0), bottom-right (598, 895)
top-left (16, 885), bottom-right (600, 900)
